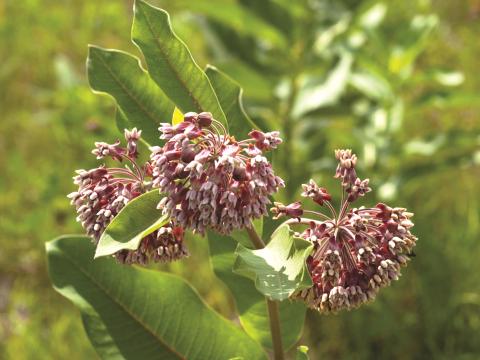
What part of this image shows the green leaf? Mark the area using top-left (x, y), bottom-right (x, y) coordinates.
top-left (293, 51), bottom-right (353, 118)
top-left (214, 60), bottom-right (274, 102)
top-left (115, 107), bottom-right (130, 135)
top-left (205, 65), bottom-right (258, 138)
top-left (176, 0), bottom-right (287, 48)
top-left (349, 71), bottom-right (393, 101)
top-left (132, 0), bottom-right (227, 127)
top-left (296, 345), bottom-right (310, 360)
top-left (81, 309), bottom-right (125, 359)
top-left (357, 3), bottom-right (387, 29)
top-left (95, 190), bottom-right (168, 258)
top-left (233, 224), bottom-right (313, 301)
top-left (208, 227), bottom-right (306, 350)
top-left (87, 45), bottom-right (174, 145)
top-left (237, 0), bottom-right (294, 38)
top-left (47, 236), bottom-right (267, 360)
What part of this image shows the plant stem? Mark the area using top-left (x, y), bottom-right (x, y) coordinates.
top-left (245, 225), bottom-right (266, 249)
top-left (245, 224), bottom-right (285, 360)
top-left (266, 299), bottom-right (284, 360)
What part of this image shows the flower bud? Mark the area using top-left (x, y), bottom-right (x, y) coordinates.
top-left (197, 112), bottom-right (213, 127)
top-left (183, 112), bottom-right (198, 122)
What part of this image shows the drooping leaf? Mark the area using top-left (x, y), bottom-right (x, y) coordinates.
top-left (357, 2), bottom-right (387, 29)
top-left (47, 236), bottom-right (267, 360)
top-left (208, 225), bottom-right (307, 350)
top-left (87, 46), bottom-right (174, 145)
top-left (95, 190), bottom-right (168, 258)
top-left (233, 224), bottom-right (313, 301)
top-left (81, 309), bottom-right (125, 360)
top-left (176, 0), bottom-right (287, 48)
top-left (388, 15), bottom-right (438, 77)
top-left (207, 20), bottom-right (282, 75)
top-left (132, 0), bottom-right (227, 127)
top-left (237, 0), bottom-right (294, 38)
top-left (293, 51), bottom-right (353, 118)
top-left (205, 65), bottom-right (258, 138)
top-left (349, 71), bottom-right (393, 101)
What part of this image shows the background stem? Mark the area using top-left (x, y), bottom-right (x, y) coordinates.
top-left (246, 224), bottom-right (285, 360)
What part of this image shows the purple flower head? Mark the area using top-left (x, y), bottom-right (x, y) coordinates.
top-left (68, 129), bottom-right (188, 265)
top-left (151, 112), bottom-right (284, 235)
top-left (334, 149), bottom-right (357, 187)
top-left (285, 150), bottom-right (417, 313)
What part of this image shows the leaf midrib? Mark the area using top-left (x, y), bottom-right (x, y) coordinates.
top-left (59, 247), bottom-right (185, 360)
top-left (92, 49), bottom-right (162, 127)
top-left (137, 3), bottom-right (203, 113)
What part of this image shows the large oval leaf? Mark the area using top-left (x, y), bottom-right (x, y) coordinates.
top-left (47, 236), bottom-right (267, 360)
top-left (233, 224), bottom-right (313, 301)
top-left (132, 0), bottom-right (227, 127)
top-left (95, 190), bottom-right (168, 258)
top-left (87, 46), bottom-right (174, 145)
top-left (208, 221), bottom-right (307, 350)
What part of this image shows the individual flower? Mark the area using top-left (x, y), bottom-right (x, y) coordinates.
top-left (68, 128), bottom-right (188, 265)
top-left (150, 112), bottom-right (284, 235)
top-left (301, 179), bottom-right (332, 205)
top-left (271, 202), bottom-right (303, 220)
top-left (281, 149), bottom-right (417, 313)
top-left (248, 130), bottom-right (283, 151)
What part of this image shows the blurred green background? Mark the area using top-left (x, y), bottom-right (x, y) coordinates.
top-left (1, 0), bottom-right (479, 359)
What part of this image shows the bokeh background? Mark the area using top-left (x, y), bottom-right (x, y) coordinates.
top-left (1, 0), bottom-right (479, 359)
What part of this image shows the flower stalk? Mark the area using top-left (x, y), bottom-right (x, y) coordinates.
top-left (246, 223), bottom-right (285, 360)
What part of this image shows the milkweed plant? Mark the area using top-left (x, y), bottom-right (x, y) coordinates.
top-left (47, 2), bottom-right (417, 359)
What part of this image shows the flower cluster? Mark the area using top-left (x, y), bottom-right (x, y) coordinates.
top-left (150, 112), bottom-right (284, 235)
top-left (68, 129), bottom-right (188, 265)
top-left (272, 149), bottom-right (417, 313)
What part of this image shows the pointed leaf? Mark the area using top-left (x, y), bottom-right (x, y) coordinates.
top-left (81, 309), bottom-right (125, 360)
top-left (87, 46), bottom-right (173, 145)
top-left (176, 0), bottom-right (287, 48)
top-left (233, 224), bottom-right (313, 301)
top-left (205, 65), bottom-right (258, 139)
top-left (208, 221), bottom-right (306, 350)
top-left (293, 51), bottom-right (353, 118)
top-left (95, 190), bottom-right (167, 258)
top-left (132, 1), bottom-right (227, 127)
top-left (115, 107), bottom-right (130, 134)
top-left (47, 236), bottom-right (266, 360)
top-left (237, 0), bottom-right (294, 38)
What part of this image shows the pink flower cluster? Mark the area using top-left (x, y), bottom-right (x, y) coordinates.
top-left (150, 112), bottom-right (284, 235)
top-left (68, 129), bottom-right (188, 265)
top-left (272, 149), bottom-right (417, 313)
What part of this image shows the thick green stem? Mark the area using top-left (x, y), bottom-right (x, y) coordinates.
top-left (266, 299), bottom-right (284, 360)
top-left (245, 224), bottom-right (285, 360)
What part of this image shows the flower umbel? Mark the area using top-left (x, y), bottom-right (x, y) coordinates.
top-left (68, 129), bottom-right (188, 265)
top-left (274, 149), bottom-right (417, 313)
top-left (151, 112), bottom-right (284, 235)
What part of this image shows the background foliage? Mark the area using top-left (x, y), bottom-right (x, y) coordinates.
top-left (1, 0), bottom-right (479, 359)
